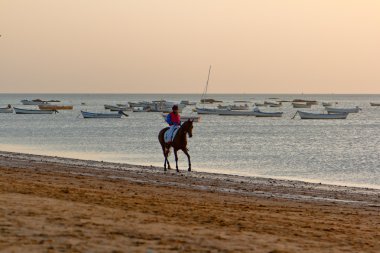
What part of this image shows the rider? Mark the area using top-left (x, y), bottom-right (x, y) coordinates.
top-left (165, 105), bottom-right (181, 143)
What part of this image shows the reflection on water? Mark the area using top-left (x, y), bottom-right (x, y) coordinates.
top-left (0, 93), bottom-right (379, 188)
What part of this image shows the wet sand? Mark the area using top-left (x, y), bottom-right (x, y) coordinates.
top-left (0, 151), bottom-right (379, 252)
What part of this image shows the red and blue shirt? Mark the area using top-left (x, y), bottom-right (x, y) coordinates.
top-left (166, 112), bottom-right (181, 126)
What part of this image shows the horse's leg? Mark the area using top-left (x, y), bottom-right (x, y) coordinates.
top-left (174, 148), bottom-right (179, 172)
top-left (182, 148), bottom-right (191, 172)
top-left (166, 146), bottom-right (172, 170)
top-left (162, 148), bottom-right (167, 171)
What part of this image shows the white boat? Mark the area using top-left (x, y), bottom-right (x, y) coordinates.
top-left (253, 108), bottom-right (283, 117)
top-left (133, 107), bottom-right (151, 112)
top-left (292, 102), bottom-right (311, 108)
top-left (218, 110), bottom-right (256, 116)
top-left (293, 99), bottom-right (318, 105)
top-left (180, 100), bottom-right (196, 106)
top-left (297, 111), bottom-right (348, 119)
top-left (254, 103), bottom-right (267, 107)
top-left (218, 108), bottom-right (283, 117)
top-left (0, 108), bottom-right (13, 113)
top-left (264, 101), bottom-right (282, 107)
top-left (14, 107), bottom-right (56, 114)
top-left (196, 107), bottom-right (227, 115)
top-left (325, 106), bottom-right (360, 114)
top-left (104, 104), bottom-right (130, 111)
top-left (21, 99), bottom-right (51, 105)
top-left (0, 105), bottom-right (13, 113)
top-left (370, 102), bottom-right (380, 106)
top-left (162, 114), bottom-right (201, 122)
top-left (229, 104), bottom-right (250, 110)
top-left (81, 111), bottom-right (127, 118)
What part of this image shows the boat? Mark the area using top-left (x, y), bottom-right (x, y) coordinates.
top-left (0, 105), bottom-right (13, 113)
top-left (254, 103), bottom-right (267, 107)
top-left (217, 105), bottom-right (230, 109)
top-left (229, 104), bottom-right (250, 110)
top-left (133, 107), bottom-right (151, 112)
top-left (21, 99), bottom-right (51, 105)
top-left (218, 108), bottom-right (283, 117)
top-left (180, 100), bottom-right (197, 106)
top-left (325, 106), bottom-right (361, 114)
top-left (253, 108), bottom-right (283, 117)
top-left (162, 114), bottom-right (201, 122)
top-left (297, 111), bottom-right (348, 119)
top-left (292, 102), bottom-right (312, 108)
top-left (81, 111), bottom-right (127, 118)
top-left (149, 101), bottom-right (185, 113)
top-left (196, 107), bottom-right (227, 115)
top-left (264, 101), bottom-right (282, 107)
top-left (38, 105), bottom-right (73, 110)
top-left (200, 98), bottom-right (223, 104)
top-left (370, 102), bottom-right (380, 106)
top-left (233, 100), bottom-right (250, 103)
top-left (14, 107), bottom-right (56, 114)
top-left (218, 110), bottom-right (256, 116)
top-left (322, 102), bottom-right (333, 107)
top-left (104, 104), bottom-right (130, 111)
top-left (292, 99), bottom-right (318, 105)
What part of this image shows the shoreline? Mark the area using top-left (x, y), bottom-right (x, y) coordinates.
top-left (1, 150), bottom-right (379, 252)
top-left (1, 143), bottom-right (379, 190)
top-left (0, 150), bottom-right (379, 207)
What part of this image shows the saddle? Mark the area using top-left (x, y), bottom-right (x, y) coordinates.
top-left (164, 126), bottom-right (180, 143)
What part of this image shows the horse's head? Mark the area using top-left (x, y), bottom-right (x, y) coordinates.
top-left (182, 119), bottom-right (194, 138)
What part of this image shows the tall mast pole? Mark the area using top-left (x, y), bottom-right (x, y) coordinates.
top-left (201, 65), bottom-right (212, 103)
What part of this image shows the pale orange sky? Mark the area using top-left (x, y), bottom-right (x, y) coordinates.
top-left (1, 0), bottom-right (380, 93)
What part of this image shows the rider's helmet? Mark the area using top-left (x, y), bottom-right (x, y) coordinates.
top-left (172, 105), bottom-right (179, 111)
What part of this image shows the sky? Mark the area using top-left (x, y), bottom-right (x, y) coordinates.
top-left (1, 0), bottom-right (380, 94)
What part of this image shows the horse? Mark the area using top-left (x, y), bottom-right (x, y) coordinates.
top-left (158, 119), bottom-right (194, 172)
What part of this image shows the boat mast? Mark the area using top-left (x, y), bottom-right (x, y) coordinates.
top-left (201, 65), bottom-right (212, 103)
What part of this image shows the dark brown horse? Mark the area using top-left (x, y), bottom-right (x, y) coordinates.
top-left (158, 120), bottom-right (194, 172)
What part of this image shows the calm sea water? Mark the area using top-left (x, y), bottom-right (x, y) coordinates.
top-left (0, 93), bottom-right (379, 189)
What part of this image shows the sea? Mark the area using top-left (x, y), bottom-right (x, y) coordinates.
top-left (0, 93), bottom-right (379, 189)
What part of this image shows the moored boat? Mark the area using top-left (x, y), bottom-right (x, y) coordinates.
top-left (132, 107), bottom-right (151, 112)
top-left (370, 102), bottom-right (380, 106)
top-left (297, 111), bottom-right (348, 119)
top-left (264, 101), bottom-right (282, 107)
top-left (21, 99), bottom-right (51, 105)
top-left (14, 107), bottom-right (56, 114)
top-left (229, 104), bottom-right (250, 110)
top-left (253, 108), bottom-right (283, 117)
top-left (200, 98), bottom-right (223, 104)
top-left (0, 105), bottom-right (13, 113)
top-left (38, 105), bottom-right (73, 110)
top-left (292, 102), bottom-right (312, 108)
top-left (162, 114), bottom-right (201, 122)
top-left (218, 108), bottom-right (283, 117)
top-left (293, 99), bottom-right (318, 105)
top-left (81, 111), bottom-right (127, 118)
top-left (196, 107), bottom-right (227, 115)
top-left (322, 102), bottom-right (333, 107)
top-left (325, 106), bottom-right (360, 114)
top-left (104, 104), bottom-right (130, 111)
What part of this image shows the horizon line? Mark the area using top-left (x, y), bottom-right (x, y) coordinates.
top-left (1, 92), bottom-right (380, 95)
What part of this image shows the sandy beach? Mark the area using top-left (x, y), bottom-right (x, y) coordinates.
top-left (0, 151), bottom-right (379, 253)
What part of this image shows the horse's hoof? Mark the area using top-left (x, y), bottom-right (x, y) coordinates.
top-left (176, 169), bottom-right (179, 173)
top-left (188, 168), bottom-right (191, 172)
